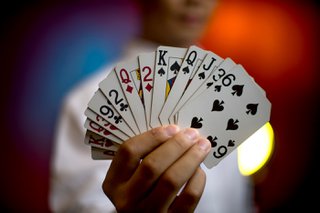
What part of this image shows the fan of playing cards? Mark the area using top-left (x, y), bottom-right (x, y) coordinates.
top-left (83, 45), bottom-right (271, 169)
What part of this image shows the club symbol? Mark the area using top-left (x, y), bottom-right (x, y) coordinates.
top-left (114, 115), bottom-right (123, 124)
top-left (170, 61), bottom-right (180, 74)
top-left (226, 118), bottom-right (239, 130)
top-left (120, 103), bottom-right (128, 111)
top-left (190, 117), bottom-right (203, 129)
top-left (158, 68), bottom-right (165, 76)
top-left (211, 99), bottom-right (224, 111)
top-left (207, 136), bottom-right (218, 147)
top-left (246, 103), bottom-right (258, 115)
top-left (231, 85), bottom-right (244, 96)
top-left (182, 66), bottom-right (189, 74)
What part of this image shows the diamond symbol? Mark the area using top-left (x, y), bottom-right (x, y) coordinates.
top-left (126, 85), bottom-right (133, 93)
top-left (145, 83), bottom-right (153, 92)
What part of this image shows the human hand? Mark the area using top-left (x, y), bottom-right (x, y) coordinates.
top-left (102, 125), bottom-right (211, 213)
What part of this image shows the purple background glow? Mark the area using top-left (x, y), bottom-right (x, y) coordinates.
top-left (1, 0), bottom-right (319, 212)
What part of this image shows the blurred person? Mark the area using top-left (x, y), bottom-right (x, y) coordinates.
top-left (50, 0), bottom-right (254, 212)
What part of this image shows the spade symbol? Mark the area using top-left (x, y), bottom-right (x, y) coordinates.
top-left (228, 140), bottom-right (235, 147)
top-left (206, 82), bottom-right (213, 88)
top-left (246, 103), bottom-right (258, 115)
top-left (231, 85), bottom-right (244, 96)
top-left (170, 61), bottom-right (180, 74)
top-left (182, 66), bottom-right (190, 74)
top-left (207, 136), bottom-right (218, 147)
top-left (226, 118), bottom-right (239, 130)
top-left (214, 85), bottom-right (221, 92)
top-left (158, 68), bottom-right (165, 76)
top-left (190, 117), bottom-right (203, 129)
top-left (211, 99), bottom-right (224, 111)
top-left (198, 72), bottom-right (205, 79)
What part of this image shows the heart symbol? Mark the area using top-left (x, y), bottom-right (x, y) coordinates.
top-left (182, 66), bottom-right (190, 74)
top-left (231, 85), bottom-right (244, 96)
top-left (228, 140), bottom-right (235, 147)
top-left (190, 117), bottom-right (203, 129)
top-left (226, 118), bottom-right (239, 130)
top-left (207, 136), bottom-right (217, 147)
top-left (170, 61), bottom-right (180, 74)
top-left (211, 99), bottom-right (224, 111)
top-left (198, 72), bottom-right (205, 79)
top-left (246, 103), bottom-right (258, 115)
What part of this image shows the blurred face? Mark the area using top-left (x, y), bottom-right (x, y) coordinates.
top-left (141, 0), bottom-right (217, 47)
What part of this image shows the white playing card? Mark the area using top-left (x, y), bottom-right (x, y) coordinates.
top-left (150, 46), bottom-right (187, 128)
top-left (99, 69), bottom-right (140, 135)
top-left (169, 51), bottom-right (224, 124)
top-left (114, 57), bottom-right (148, 133)
top-left (84, 108), bottom-right (130, 141)
top-left (84, 130), bottom-right (120, 151)
top-left (138, 51), bottom-right (156, 130)
top-left (87, 89), bottom-right (135, 137)
top-left (177, 65), bottom-right (271, 168)
top-left (84, 118), bottom-right (123, 144)
top-left (173, 57), bottom-right (237, 123)
top-left (91, 146), bottom-right (116, 160)
top-left (159, 45), bottom-right (208, 125)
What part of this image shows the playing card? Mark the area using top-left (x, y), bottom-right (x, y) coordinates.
top-left (114, 57), bottom-right (148, 133)
top-left (83, 45), bottom-right (272, 170)
top-left (84, 130), bottom-right (120, 151)
top-left (168, 51), bottom-right (223, 124)
top-left (150, 46), bottom-right (187, 128)
top-left (138, 51), bottom-right (156, 130)
top-left (84, 108), bottom-right (130, 141)
top-left (84, 118), bottom-right (123, 144)
top-left (177, 65), bottom-right (271, 168)
top-left (91, 146), bottom-right (116, 160)
top-left (159, 45), bottom-right (208, 125)
top-left (87, 89), bottom-right (135, 137)
top-left (99, 69), bottom-right (140, 135)
top-left (173, 57), bottom-right (236, 123)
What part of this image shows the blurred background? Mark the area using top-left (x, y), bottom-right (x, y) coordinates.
top-left (1, 0), bottom-right (319, 212)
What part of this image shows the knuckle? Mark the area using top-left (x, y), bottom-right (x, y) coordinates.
top-left (118, 141), bottom-right (136, 158)
top-left (191, 145), bottom-right (207, 161)
top-left (101, 179), bottom-right (110, 195)
top-left (184, 186), bottom-right (203, 202)
top-left (184, 168), bottom-right (206, 202)
top-left (160, 170), bottom-right (181, 192)
top-left (151, 126), bottom-right (167, 141)
top-left (115, 199), bottom-right (130, 213)
top-left (171, 134), bottom-right (192, 150)
top-left (140, 157), bottom-right (160, 179)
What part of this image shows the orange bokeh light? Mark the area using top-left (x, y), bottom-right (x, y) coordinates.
top-left (201, 2), bottom-right (308, 80)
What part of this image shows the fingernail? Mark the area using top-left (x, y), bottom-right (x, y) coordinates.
top-left (197, 138), bottom-right (211, 151)
top-left (183, 128), bottom-right (199, 140)
top-left (165, 125), bottom-right (180, 136)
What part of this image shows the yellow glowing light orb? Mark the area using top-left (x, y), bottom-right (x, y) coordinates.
top-left (237, 122), bottom-right (274, 176)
